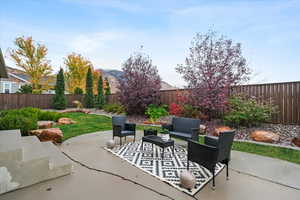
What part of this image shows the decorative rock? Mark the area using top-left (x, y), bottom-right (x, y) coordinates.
top-left (199, 124), bottom-right (207, 135)
top-left (30, 128), bottom-right (63, 143)
top-left (213, 126), bottom-right (233, 137)
top-left (250, 130), bottom-right (280, 143)
top-left (37, 121), bottom-right (54, 129)
top-left (72, 100), bottom-right (83, 109)
top-left (180, 170), bottom-right (196, 190)
top-left (58, 117), bottom-right (76, 125)
top-left (106, 140), bottom-right (116, 149)
top-left (292, 137), bottom-right (300, 147)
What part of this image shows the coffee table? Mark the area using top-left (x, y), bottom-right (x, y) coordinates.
top-left (141, 135), bottom-right (175, 159)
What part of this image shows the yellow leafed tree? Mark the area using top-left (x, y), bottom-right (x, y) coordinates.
top-left (10, 36), bottom-right (53, 93)
top-left (64, 53), bottom-right (93, 93)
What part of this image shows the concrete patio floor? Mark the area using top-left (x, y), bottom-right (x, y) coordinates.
top-left (1, 131), bottom-right (299, 200)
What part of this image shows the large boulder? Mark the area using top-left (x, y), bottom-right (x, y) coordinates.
top-left (30, 128), bottom-right (63, 143)
top-left (58, 117), bottom-right (76, 125)
top-left (250, 130), bottom-right (280, 143)
top-left (213, 126), bottom-right (233, 136)
top-left (37, 121), bottom-right (54, 129)
top-left (292, 137), bottom-right (300, 147)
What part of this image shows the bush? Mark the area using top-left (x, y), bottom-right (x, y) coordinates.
top-left (224, 95), bottom-right (277, 127)
top-left (169, 103), bottom-right (183, 116)
top-left (0, 109), bottom-right (38, 135)
top-left (74, 87), bottom-right (83, 95)
top-left (0, 107), bottom-right (64, 134)
top-left (17, 84), bottom-right (32, 94)
top-left (181, 105), bottom-right (201, 118)
top-left (103, 104), bottom-right (125, 114)
top-left (38, 111), bottom-right (64, 122)
top-left (145, 104), bottom-right (168, 123)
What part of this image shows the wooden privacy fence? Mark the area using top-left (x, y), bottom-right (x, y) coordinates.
top-left (0, 94), bottom-right (84, 110)
top-left (107, 81), bottom-right (300, 125)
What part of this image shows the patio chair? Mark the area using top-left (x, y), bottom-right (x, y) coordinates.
top-left (187, 130), bottom-right (235, 189)
top-left (112, 115), bottom-right (136, 145)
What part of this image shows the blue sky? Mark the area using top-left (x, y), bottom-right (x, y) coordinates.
top-left (1, 0), bottom-right (300, 87)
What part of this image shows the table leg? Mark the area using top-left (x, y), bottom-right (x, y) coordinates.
top-left (162, 148), bottom-right (164, 160)
top-left (141, 141), bottom-right (143, 150)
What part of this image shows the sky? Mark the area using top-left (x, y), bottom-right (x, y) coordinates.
top-left (0, 0), bottom-right (300, 87)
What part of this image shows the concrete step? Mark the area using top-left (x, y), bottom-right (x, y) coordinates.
top-left (21, 136), bottom-right (50, 163)
top-left (41, 142), bottom-right (72, 179)
top-left (0, 130), bottom-right (22, 162)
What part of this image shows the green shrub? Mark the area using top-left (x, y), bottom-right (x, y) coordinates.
top-left (74, 87), bottom-right (83, 95)
top-left (0, 110), bottom-right (38, 135)
top-left (224, 95), bottom-right (277, 127)
top-left (17, 84), bottom-right (33, 94)
top-left (103, 104), bottom-right (125, 114)
top-left (38, 111), bottom-right (64, 122)
top-left (84, 67), bottom-right (94, 108)
top-left (0, 107), bottom-right (64, 134)
top-left (181, 105), bottom-right (200, 118)
top-left (145, 104), bottom-right (168, 123)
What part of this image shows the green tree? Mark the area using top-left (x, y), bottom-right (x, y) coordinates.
top-left (104, 77), bottom-right (111, 95)
top-left (95, 75), bottom-right (105, 109)
top-left (17, 84), bottom-right (33, 94)
top-left (84, 67), bottom-right (94, 108)
top-left (52, 68), bottom-right (67, 109)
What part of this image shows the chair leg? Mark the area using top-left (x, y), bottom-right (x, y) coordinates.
top-left (125, 136), bottom-right (126, 142)
top-left (212, 167), bottom-right (216, 190)
top-left (226, 162), bottom-right (229, 180)
top-left (134, 135), bottom-right (136, 142)
top-left (187, 160), bottom-right (190, 170)
top-left (120, 137), bottom-right (122, 146)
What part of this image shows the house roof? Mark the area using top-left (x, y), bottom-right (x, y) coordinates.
top-left (0, 48), bottom-right (8, 78)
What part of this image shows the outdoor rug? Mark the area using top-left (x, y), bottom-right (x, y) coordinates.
top-left (105, 141), bottom-right (224, 196)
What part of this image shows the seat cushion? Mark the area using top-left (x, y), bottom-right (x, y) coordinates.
top-left (172, 117), bottom-right (201, 133)
top-left (121, 130), bottom-right (135, 136)
top-left (169, 131), bottom-right (191, 140)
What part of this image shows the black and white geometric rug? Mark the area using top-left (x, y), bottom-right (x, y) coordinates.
top-left (105, 141), bottom-right (224, 196)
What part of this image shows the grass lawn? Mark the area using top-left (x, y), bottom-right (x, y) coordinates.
top-left (55, 113), bottom-right (112, 141)
top-left (56, 113), bottom-right (300, 165)
top-left (199, 136), bottom-right (300, 165)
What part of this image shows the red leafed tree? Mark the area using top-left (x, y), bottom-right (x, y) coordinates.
top-left (118, 53), bottom-right (161, 114)
top-left (176, 30), bottom-right (250, 118)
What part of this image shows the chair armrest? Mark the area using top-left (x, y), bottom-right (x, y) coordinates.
top-left (204, 136), bottom-right (219, 147)
top-left (113, 125), bottom-right (122, 136)
top-left (125, 123), bottom-right (136, 131)
top-left (162, 124), bottom-right (173, 131)
top-left (191, 128), bottom-right (200, 141)
top-left (187, 139), bottom-right (218, 164)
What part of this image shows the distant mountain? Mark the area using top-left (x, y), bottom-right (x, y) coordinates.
top-left (99, 69), bottom-right (177, 93)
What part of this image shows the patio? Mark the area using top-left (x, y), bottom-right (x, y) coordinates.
top-left (1, 130), bottom-right (299, 200)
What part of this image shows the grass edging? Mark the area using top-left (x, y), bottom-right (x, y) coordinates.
top-left (199, 135), bottom-right (300, 165)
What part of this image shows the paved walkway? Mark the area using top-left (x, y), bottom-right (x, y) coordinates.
top-left (1, 131), bottom-right (299, 200)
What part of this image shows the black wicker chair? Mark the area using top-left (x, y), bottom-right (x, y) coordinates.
top-left (187, 130), bottom-right (235, 189)
top-left (112, 115), bottom-right (136, 145)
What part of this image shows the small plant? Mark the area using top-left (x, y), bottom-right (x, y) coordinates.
top-left (74, 87), bottom-right (83, 95)
top-left (145, 104), bottom-right (168, 123)
top-left (224, 95), bottom-right (277, 127)
top-left (182, 105), bottom-right (200, 118)
top-left (103, 104), bottom-right (125, 114)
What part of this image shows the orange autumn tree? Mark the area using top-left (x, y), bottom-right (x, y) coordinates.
top-left (64, 53), bottom-right (93, 94)
top-left (10, 36), bottom-right (53, 93)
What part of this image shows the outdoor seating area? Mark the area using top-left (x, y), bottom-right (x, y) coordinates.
top-left (1, 1), bottom-right (300, 199)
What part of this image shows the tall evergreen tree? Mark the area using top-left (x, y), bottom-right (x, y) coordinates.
top-left (95, 75), bottom-right (105, 108)
top-left (84, 67), bottom-right (94, 108)
top-left (104, 77), bottom-right (111, 95)
top-left (52, 68), bottom-right (67, 109)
